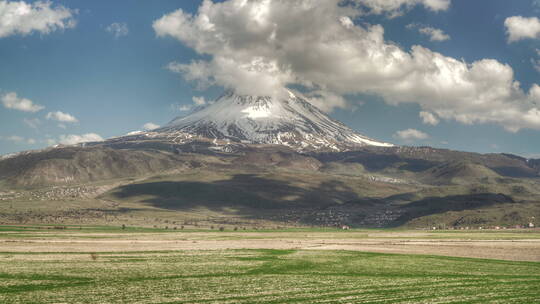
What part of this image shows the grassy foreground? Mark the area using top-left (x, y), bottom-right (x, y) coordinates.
top-left (1, 247), bottom-right (539, 303)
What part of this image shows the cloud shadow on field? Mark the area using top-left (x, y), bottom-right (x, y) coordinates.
top-left (390, 193), bottom-right (517, 227)
top-left (108, 174), bottom-right (361, 214)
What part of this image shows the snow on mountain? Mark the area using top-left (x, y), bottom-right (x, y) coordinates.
top-left (159, 90), bottom-right (393, 151)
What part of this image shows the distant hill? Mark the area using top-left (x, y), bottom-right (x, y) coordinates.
top-left (419, 161), bottom-right (501, 185)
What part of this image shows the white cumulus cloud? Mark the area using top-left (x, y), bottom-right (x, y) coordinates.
top-left (419, 111), bottom-right (440, 125)
top-left (142, 122), bottom-right (160, 130)
top-left (504, 16), bottom-right (540, 43)
top-left (1, 92), bottom-right (44, 112)
top-left (171, 96), bottom-right (210, 113)
top-left (192, 96), bottom-right (207, 106)
top-left (394, 128), bottom-right (429, 141)
top-left (304, 90), bottom-right (347, 113)
top-left (58, 133), bottom-right (103, 145)
top-left (178, 105), bottom-right (192, 112)
top-left (154, 0), bottom-right (540, 132)
top-left (416, 25), bottom-right (450, 41)
top-left (354, 0), bottom-right (450, 17)
top-left (106, 22), bottom-right (128, 38)
top-left (0, 0), bottom-right (76, 38)
top-left (46, 111), bottom-right (78, 123)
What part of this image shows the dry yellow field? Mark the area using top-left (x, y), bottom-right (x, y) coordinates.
top-left (2, 228), bottom-right (540, 261)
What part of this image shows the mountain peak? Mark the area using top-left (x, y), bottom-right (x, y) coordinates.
top-left (159, 91), bottom-right (393, 151)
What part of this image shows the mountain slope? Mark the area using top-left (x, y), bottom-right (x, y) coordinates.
top-left (0, 147), bottom-right (196, 187)
top-left (160, 90), bottom-right (392, 151)
top-left (420, 161), bottom-right (501, 185)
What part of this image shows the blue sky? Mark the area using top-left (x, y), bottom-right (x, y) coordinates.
top-left (1, 0), bottom-right (539, 156)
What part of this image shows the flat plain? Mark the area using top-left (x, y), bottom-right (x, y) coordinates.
top-left (1, 226), bottom-right (539, 303)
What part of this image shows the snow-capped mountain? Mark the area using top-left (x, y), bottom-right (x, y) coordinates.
top-left (159, 90), bottom-right (393, 151)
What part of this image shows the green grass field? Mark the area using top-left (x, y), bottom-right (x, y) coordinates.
top-left (1, 249), bottom-right (539, 303)
top-left (1, 226), bottom-right (539, 303)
